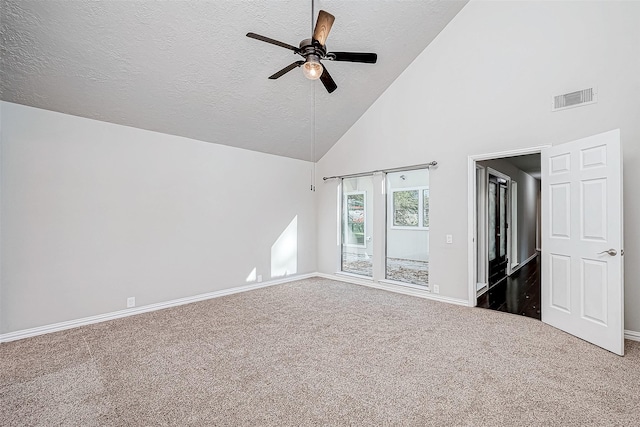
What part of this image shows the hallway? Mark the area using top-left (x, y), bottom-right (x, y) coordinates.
top-left (476, 255), bottom-right (541, 320)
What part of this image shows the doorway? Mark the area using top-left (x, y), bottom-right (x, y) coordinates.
top-left (468, 131), bottom-right (624, 355)
top-left (471, 152), bottom-right (543, 321)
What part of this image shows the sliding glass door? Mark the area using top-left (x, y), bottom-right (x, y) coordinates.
top-left (338, 167), bottom-right (430, 288)
top-left (341, 176), bottom-right (373, 277)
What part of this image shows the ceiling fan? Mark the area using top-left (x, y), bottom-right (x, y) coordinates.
top-left (246, 9), bottom-right (377, 94)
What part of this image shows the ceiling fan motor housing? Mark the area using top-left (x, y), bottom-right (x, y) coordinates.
top-left (299, 38), bottom-right (327, 59)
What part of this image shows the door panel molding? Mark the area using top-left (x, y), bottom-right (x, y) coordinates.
top-left (542, 129), bottom-right (623, 355)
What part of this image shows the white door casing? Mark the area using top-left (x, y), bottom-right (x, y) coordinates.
top-left (542, 129), bottom-right (624, 355)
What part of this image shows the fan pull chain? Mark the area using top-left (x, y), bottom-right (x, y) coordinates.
top-left (311, 79), bottom-right (316, 192)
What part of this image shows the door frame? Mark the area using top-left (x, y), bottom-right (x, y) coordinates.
top-left (467, 146), bottom-right (550, 307)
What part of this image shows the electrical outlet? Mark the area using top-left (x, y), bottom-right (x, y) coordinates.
top-left (446, 234), bottom-right (453, 244)
top-left (127, 297), bottom-right (135, 308)
top-left (257, 275), bottom-right (262, 283)
top-left (432, 285), bottom-right (440, 294)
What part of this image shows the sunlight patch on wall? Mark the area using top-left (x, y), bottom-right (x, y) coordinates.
top-left (246, 267), bottom-right (257, 283)
top-left (271, 216), bottom-right (298, 278)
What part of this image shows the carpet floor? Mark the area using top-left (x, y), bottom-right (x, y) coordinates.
top-left (2, 277), bottom-right (639, 426)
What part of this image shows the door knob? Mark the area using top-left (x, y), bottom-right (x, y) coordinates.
top-left (597, 249), bottom-right (617, 256)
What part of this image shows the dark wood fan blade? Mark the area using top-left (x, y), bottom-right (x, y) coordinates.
top-left (319, 65), bottom-right (337, 94)
top-left (246, 32), bottom-right (299, 52)
top-left (329, 52), bottom-right (378, 64)
top-left (268, 61), bottom-right (305, 79)
top-left (313, 10), bottom-right (335, 46)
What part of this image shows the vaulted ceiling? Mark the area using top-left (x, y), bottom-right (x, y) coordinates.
top-left (1, 0), bottom-right (468, 161)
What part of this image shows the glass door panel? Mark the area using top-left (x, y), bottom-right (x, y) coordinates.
top-left (385, 169), bottom-right (429, 286)
top-left (341, 176), bottom-right (373, 277)
top-left (499, 185), bottom-right (507, 257)
top-left (488, 182), bottom-right (497, 261)
top-left (488, 174), bottom-right (508, 286)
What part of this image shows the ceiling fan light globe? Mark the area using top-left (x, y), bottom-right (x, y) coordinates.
top-left (302, 56), bottom-right (323, 80)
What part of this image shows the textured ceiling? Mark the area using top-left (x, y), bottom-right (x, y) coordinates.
top-left (1, 0), bottom-right (468, 161)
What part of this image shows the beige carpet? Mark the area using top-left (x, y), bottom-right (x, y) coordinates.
top-left (2, 277), bottom-right (639, 426)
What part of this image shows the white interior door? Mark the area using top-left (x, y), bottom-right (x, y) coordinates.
top-left (542, 129), bottom-right (624, 355)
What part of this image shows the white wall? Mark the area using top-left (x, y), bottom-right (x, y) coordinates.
top-left (316, 0), bottom-right (640, 331)
top-left (0, 102), bottom-right (316, 333)
top-left (387, 228), bottom-right (429, 261)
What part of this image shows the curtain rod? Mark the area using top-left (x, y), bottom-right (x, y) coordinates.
top-left (322, 161), bottom-right (437, 181)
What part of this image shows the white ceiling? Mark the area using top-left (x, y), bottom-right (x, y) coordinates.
top-left (507, 154), bottom-right (541, 180)
top-left (0, 0), bottom-right (468, 161)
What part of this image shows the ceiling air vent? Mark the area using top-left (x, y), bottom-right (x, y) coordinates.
top-left (552, 87), bottom-right (597, 111)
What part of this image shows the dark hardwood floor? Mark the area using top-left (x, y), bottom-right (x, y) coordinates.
top-left (477, 254), bottom-right (541, 320)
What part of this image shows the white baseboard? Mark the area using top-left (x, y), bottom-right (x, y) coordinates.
top-left (509, 252), bottom-right (538, 275)
top-left (625, 330), bottom-right (640, 342)
top-left (3, 272), bottom-right (636, 346)
top-left (0, 273), bottom-right (315, 343)
top-left (317, 272), bottom-right (469, 307)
